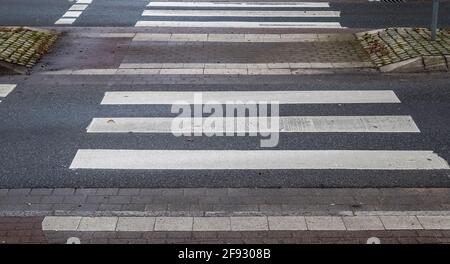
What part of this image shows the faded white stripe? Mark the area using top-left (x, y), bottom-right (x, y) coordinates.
top-left (69, 4), bottom-right (88, 11)
top-left (142, 10), bottom-right (340, 17)
top-left (62, 11), bottom-right (83, 18)
top-left (147, 2), bottom-right (331, 8)
top-left (101, 91), bottom-right (401, 105)
top-left (87, 116), bottom-right (420, 133)
top-left (0, 84), bottom-right (16, 97)
top-left (54, 18), bottom-right (76, 25)
top-left (69, 150), bottom-right (450, 170)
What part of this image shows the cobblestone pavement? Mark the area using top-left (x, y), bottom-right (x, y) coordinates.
top-left (357, 28), bottom-right (450, 68)
top-left (0, 27), bottom-right (58, 68)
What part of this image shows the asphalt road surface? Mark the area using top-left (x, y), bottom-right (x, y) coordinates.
top-left (1, 73), bottom-right (449, 188)
top-left (0, 1), bottom-right (449, 189)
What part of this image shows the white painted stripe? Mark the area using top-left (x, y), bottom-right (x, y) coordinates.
top-left (76, 0), bottom-right (92, 4)
top-left (147, 2), bottom-right (331, 8)
top-left (0, 84), bottom-right (16, 97)
top-left (142, 10), bottom-right (340, 18)
top-left (101, 91), bottom-right (401, 105)
top-left (55, 18), bottom-right (76, 25)
top-left (43, 214), bottom-right (450, 231)
top-left (70, 150), bottom-right (450, 170)
top-left (63, 11), bottom-right (83, 18)
top-left (79, 33), bottom-right (135, 38)
top-left (135, 21), bottom-right (343, 29)
top-left (87, 116), bottom-right (420, 133)
top-left (69, 4), bottom-right (88, 11)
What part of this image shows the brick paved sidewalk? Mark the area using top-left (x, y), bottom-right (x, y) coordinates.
top-left (28, 28), bottom-right (375, 77)
top-left (1, 188), bottom-right (449, 244)
top-left (1, 188), bottom-right (449, 216)
top-left (2, 215), bottom-right (450, 244)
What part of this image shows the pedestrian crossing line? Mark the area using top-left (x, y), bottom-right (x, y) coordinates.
top-left (54, 18), bottom-right (77, 25)
top-left (86, 116), bottom-right (420, 133)
top-left (68, 4), bottom-right (88, 11)
top-left (69, 150), bottom-right (450, 170)
top-left (0, 84), bottom-right (16, 97)
top-left (135, 21), bottom-right (343, 29)
top-left (146, 2), bottom-right (331, 8)
top-left (141, 10), bottom-right (340, 18)
top-left (54, 0), bottom-right (92, 25)
top-left (62, 11), bottom-right (83, 18)
top-left (100, 91), bottom-right (401, 105)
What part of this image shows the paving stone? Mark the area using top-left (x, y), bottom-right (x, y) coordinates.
top-left (30, 189), bottom-right (53, 195)
top-left (423, 56), bottom-right (448, 71)
top-left (74, 189), bottom-right (97, 195)
top-left (52, 188), bottom-right (75, 195)
top-left (63, 196), bottom-right (87, 204)
top-left (417, 216), bottom-right (450, 230)
top-left (193, 217), bottom-right (231, 231)
top-left (120, 204), bottom-right (146, 211)
top-left (268, 216), bottom-right (307, 231)
top-left (78, 217), bottom-right (118, 231)
top-left (118, 189), bottom-right (141, 196)
top-left (108, 196), bottom-right (132, 204)
top-left (380, 216), bottom-right (423, 230)
top-left (343, 216), bottom-right (385, 231)
top-left (95, 188), bottom-right (119, 195)
top-left (40, 196), bottom-right (65, 204)
top-left (305, 216), bottom-right (346, 231)
top-left (42, 216), bottom-right (81, 231)
top-left (116, 217), bottom-right (155, 231)
top-left (6, 189), bottom-right (31, 195)
top-left (230, 217), bottom-right (268, 231)
top-left (154, 217), bottom-right (193, 231)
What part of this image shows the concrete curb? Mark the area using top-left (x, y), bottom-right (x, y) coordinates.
top-left (380, 55), bottom-right (450, 73)
top-left (0, 61), bottom-right (29, 75)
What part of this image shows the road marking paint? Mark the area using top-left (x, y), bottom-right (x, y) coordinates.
top-left (101, 91), bottom-right (401, 105)
top-left (42, 214), bottom-right (450, 231)
top-left (135, 21), bottom-right (343, 28)
top-left (79, 33), bottom-right (136, 38)
top-left (69, 4), bottom-right (88, 11)
top-left (146, 2), bottom-right (331, 8)
top-left (55, 18), bottom-right (76, 25)
top-left (87, 116), bottom-right (420, 133)
top-left (0, 84), bottom-right (16, 97)
top-left (142, 10), bottom-right (340, 18)
top-left (55, 1), bottom-right (92, 25)
top-left (62, 11), bottom-right (83, 18)
top-left (69, 150), bottom-right (450, 170)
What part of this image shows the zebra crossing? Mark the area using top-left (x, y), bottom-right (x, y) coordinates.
top-left (70, 89), bottom-right (450, 171)
top-left (135, 1), bottom-right (344, 28)
top-left (67, 2), bottom-right (449, 176)
top-left (0, 84), bottom-right (16, 103)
